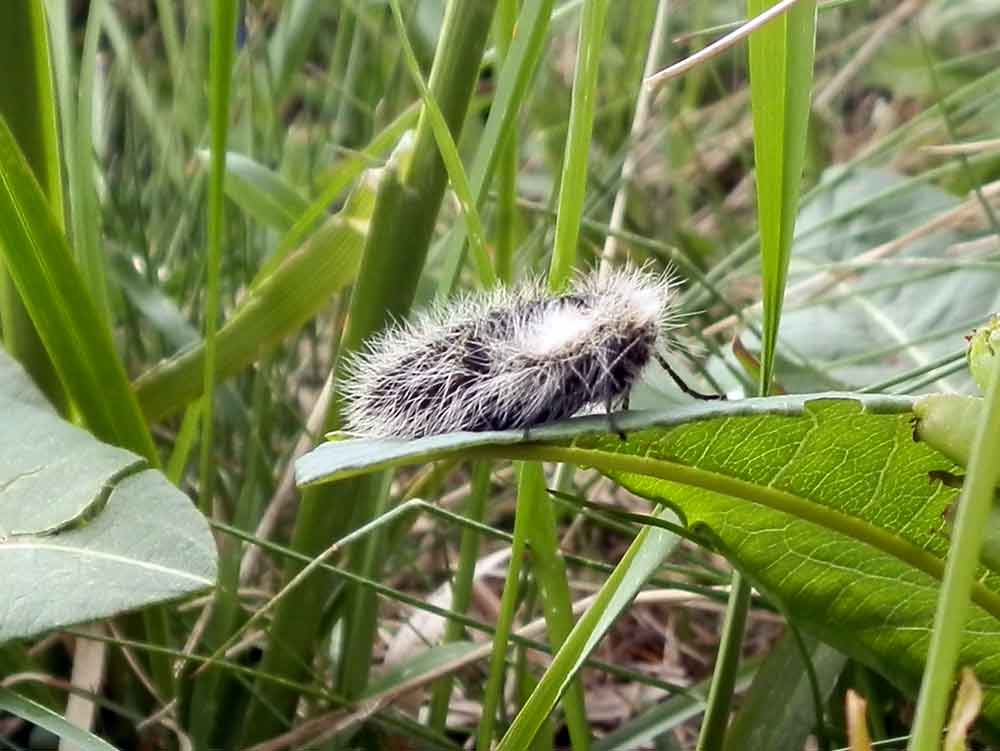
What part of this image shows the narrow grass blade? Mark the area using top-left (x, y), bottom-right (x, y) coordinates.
top-left (747, 0), bottom-right (818, 390)
top-left (0, 688), bottom-right (120, 751)
top-left (908, 340), bottom-right (1000, 748)
top-left (0, 117), bottom-right (156, 461)
top-left (0, 1), bottom-right (66, 410)
top-left (496, 506), bottom-right (679, 749)
top-left (548, 0), bottom-right (611, 289)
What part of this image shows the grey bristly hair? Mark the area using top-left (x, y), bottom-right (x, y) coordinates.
top-left (340, 265), bottom-right (703, 439)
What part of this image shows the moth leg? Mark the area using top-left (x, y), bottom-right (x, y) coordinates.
top-left (621, 390), bottom-right (631, 412)
top-left (654, 353), bottom-right (725, 401)
top-left (605, 397), bottom-right (627, 442)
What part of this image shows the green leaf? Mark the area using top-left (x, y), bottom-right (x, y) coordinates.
top-left (0, 687), bottom-right (119, 751)
top-left (297, 392), bottom-right (912, 486)
top-left (747, 0), bottom-right (817, 390)
top-left (0, 352), bottom-right (140, 536)
top-left (0, 350), bottom-right (217, 643)
top-left (776, 169), bottom-right (986, 391)
top-left (723, 634), bottom-right (846, 751)
top-left (0, 114), bottom-right (156, 461)
top-left (196, 150), bottom-right (310, 232)
top-left (296, 393), bottom-right (1000, 728)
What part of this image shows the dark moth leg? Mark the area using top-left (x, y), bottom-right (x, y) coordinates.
top-left (654, 352), bottom-right (725, 401)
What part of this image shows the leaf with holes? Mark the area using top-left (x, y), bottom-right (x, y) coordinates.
top-left (297, 392), bottom-right (1000, 729)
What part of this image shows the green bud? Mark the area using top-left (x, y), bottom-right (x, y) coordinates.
top-left (913, 393), bottom-right (981, 468)
top-left (967, 314), bottom-right (1000, 394)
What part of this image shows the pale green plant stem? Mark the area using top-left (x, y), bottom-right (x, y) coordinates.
top-left (187, 1), bottom-right (238, 739)
top-left (199, 0), bottom-right (238, 517)
top-left (428, 462), bottom-right (491, 731)
top-left (695, 571), bottom-right (752, 751)
top-left (477, 464), bottom-right (533, 750)
top-left (908, 361), bottom-right (1000, 748)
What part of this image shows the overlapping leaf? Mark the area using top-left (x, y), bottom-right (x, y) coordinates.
top-left (297, 393), bottom-right (1000, 726)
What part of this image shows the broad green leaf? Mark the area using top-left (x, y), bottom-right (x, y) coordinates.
top-left (0, 352), bottom-right (140, 536)
top-left (747, 0), bottom-right (817, 389)
top-left (196, 150), bottom-right (309, 232)
top-left (0, 688), bottom-right (119, 751)
top-left (774, 168), bottom-right (996, 391)
top-left (723, 634), bottom-right (846, 751)
top-left (297, 392), bottom-right (913, 486)
top-left (296, 393), bottom-right (1000, 728)
top-left (0, 350), bottom-right (217, 643)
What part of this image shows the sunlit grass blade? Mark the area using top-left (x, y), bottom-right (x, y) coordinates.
top-left (0, 1), bottom-right (67, 410)
top-left (496, 506), bottom-right (679, 750)
top-left (908, 338), bottom-right (1000, 748)
top-left (0, 688), bottom-right (119, 751)
top-left (0, 116), bottom-right (156, 462)
top-left (548, 0), bottom-right (611, 289)
top-left (747, 0), bottom-right (817, 391)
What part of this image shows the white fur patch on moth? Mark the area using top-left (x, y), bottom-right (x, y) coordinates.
top-left (340, 265), bottom-right (709, 439)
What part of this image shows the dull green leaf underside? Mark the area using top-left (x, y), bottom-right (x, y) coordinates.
top-left (298, 392), bottom-right (1000, 726)
top-left (0, 350), bottom-right (217, 643)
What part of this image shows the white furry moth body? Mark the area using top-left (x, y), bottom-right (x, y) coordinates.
top-left (341, 266), bottom-right (720, 439)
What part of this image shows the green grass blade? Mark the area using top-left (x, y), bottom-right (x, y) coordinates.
top-left (428, 461), bottom-right (491, 731)
top-left (257, 102), bottom-right (419, 279)
top-left (908, 343), bottom-right (1000, 747)
top-left (548, 0), bottom-right (611, 289)
top-left (747, 0), bottom-right (818, 391)
top-left (435, 0), bottom-right (556, 292)
top-left (520, 463), bottom-right (591, 750)
top-left (0, 688), bottom-right (120, 751)
top-left (477, 464), bottom-right (533, 750)
top-left (0, 116), bottom-right (156, 462)
top-left (496, 506), bottom-right (679, 749)
top-left (698, 7), bottom-right (819, 748)
top-left (387, 0), bottom-right (495, 288)
top-left (202, 150), bottom-right (310, 232)
top-left (0, 0), bottom-right (66, 410)
top-left (68, 0), bottom-right (111, 323)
